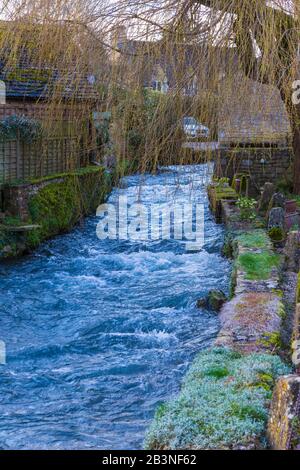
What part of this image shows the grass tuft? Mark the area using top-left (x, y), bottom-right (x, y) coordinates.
top-left (237, 251), bottom-right (280, 281)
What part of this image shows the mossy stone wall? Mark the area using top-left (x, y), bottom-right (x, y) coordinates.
top-left (215, 148), bottom-right (292, 195)
top-left (0, 166), bottom-right (112, 258)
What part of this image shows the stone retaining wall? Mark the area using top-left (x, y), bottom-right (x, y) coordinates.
top-left (216, 234), bottom-right (283, 355)
top-left (215, 148), bottom-right (293, 194)
top-left (0, 166), bottom-right (112, 259)
top-left (216, 196), bottom-right (300, 451)
top-left (3, 177), bottom-right (66, 221)
top-left (211, 194), bottom-right (298, 449)
top-left (266, 254), bottom-right (300, 449)
top-left (267, 375), bottom-right (300, 450)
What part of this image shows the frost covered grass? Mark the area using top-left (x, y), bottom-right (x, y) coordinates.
top-left (145, 348), bottom-right (290, 450)
top-left (236, 231), bottom-right (270, 249)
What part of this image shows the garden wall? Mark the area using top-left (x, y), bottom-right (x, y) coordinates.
top-left (0, 166), bottom-right (112, 259)
top-left (215, 147), bottom-right (293, 194)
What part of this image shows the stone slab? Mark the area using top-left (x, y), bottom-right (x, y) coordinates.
top-left (215, 292), bottom-right (283, 353)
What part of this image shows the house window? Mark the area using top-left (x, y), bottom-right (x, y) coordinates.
top-left (161, 79), bottom-right (169, 94)
top-left (152, 80), bottom-right (162, 92)
top-left (0, 80), bottom-right (6, 105)
top-left (151, 65), bottom-right (169, 94)
top-left (152, 78), bottom-right (169, 93)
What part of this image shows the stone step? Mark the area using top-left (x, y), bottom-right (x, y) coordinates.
top-left (215, 291), bottom-right (283, 354)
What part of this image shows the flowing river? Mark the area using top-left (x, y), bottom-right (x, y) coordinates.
top-left (0, 164), bottom-right (231, 450)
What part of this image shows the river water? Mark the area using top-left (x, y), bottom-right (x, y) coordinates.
top-left (0, 164), bottom-right (231, 450)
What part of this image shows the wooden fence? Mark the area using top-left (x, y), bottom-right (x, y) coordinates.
top-left (0, 137), bottom-right (83, 185)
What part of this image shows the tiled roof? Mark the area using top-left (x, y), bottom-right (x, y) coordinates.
top-left (0, 20), bottom-right (100, 101)
top-left (0, 64), bottom-right (99, 101)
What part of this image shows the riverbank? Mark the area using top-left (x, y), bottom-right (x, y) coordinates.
top-left (145, 186), bottom-right (299, 450)
top-left (0, 166), bottom-right (112, 259)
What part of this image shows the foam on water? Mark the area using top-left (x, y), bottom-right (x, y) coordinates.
top-left (0, 164), bottom-right (231, 450)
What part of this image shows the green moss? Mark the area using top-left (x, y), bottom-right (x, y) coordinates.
top-left (156, 403), bottom-right (168, 420)
top-left (208, 185), bottom-right (238, 217)
top-left (7, 68), bottom-right (51, 83)
top-left (215, 186), bottom-right (238, 199)
top-left (272, 289), bottom-right (284, 299)
top-left (0, 215), bottom-right (22, 227)
top-left (237, 251), bottom-right (280, 281)
top-left (237, 230), bottom-right (270, 249)
top-left (268, 227), bottom-right (285, 242)
top-left (145, 348), bottom-right (290, 450)
top-left (0, 215), bottom-right (27, 258)
top-left (296, 198), bottom-right (300, 210)
top-left (205, 366), bottom-right (230, 379)
top-left (255, 373), bottom-right (275, 392)
top-left (28, 178), bottom-right (81, 245)
top-left (253, 219), bottom-right (266, 229)
top-left (222, 234), bottom-right (234, 258)
top-left (230, 403), bottom-right (266, 421)
top-left (7, 165), bottom-right (104, 187)
top-left (278, 302), bottom-right (286, 320)
top-left (230, 265), bottom-right (238, 298)
top-left (291, 417), bottom-right (300, 449)
top-left (0, 167), bottom-right (112, 257)
top-left (26, 167), bottom-right (111, 248)
top-left (0, 229), bottom-right (18, 257)
top-left (260, 332), bottom-right (282, 351)
top-left (232, 173), bottom-right (249, 194)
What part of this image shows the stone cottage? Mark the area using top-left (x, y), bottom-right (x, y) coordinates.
top-left (0, 20), bottom-right (102, 185)
top-left (111, 26), bottom-right (291, 148)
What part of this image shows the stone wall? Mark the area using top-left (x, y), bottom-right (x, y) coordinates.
top-left (215, 147), bottom-right (293, 194)
top-left (3, 177), bottom-right (67, 221)
top-left (214, 197), bottom-right (300, 450)
top-left (268, 375), bottom-right (300, 450)
top-left (215, 232), bottom-right (283, 355)
top-left (0, 166), bottom-right (112, 259)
